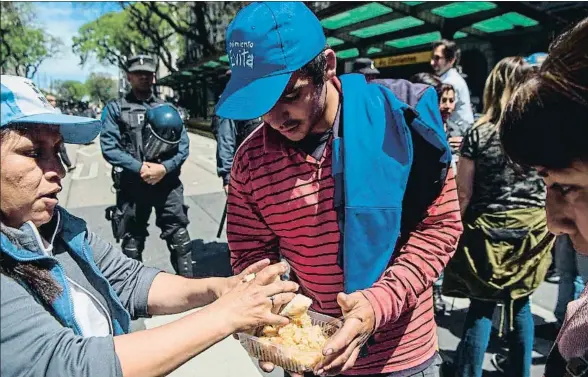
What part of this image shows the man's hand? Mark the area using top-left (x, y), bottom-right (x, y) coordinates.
top-left (140, 162), bottom-right (167, 185)
top-left (313, 292), bottom-right (376, 376)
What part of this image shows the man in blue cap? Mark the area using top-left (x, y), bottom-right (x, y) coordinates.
top-left (100, 55), bottom-right (193, 277)
top-left (219, 2), bottom-right (462, 376)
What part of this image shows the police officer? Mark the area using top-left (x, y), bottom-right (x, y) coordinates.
top-left (211, 70), bottom-right (262, 194)
top-left (100, 55), bottom-right (193, 277)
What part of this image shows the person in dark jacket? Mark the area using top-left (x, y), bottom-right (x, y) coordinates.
top-left (212, 115), bottom-right (262, 193)
top-left (100, 55), bottom-right (193, 276)
top-left (211, 70), bottom-right (263, 193)
top-left (0, 74), bottom-right (299, 377)
top-left (352, 57), bottom-right (380, 81)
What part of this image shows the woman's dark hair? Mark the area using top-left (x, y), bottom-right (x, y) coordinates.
top-left (298, 46), bottom-right (329, 86)
top-left (500, 17), bottom-right (588, 169)
top-left (0, 125), bottom-right (63, 305)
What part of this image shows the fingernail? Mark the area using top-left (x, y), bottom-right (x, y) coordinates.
top-left (324, 348), bottom-right (333, 356)
top-left (316, 369), bottom-right (324, 376)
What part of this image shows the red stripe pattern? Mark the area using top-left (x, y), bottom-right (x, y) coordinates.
top-left (228, 124), bottom-right (462, 374)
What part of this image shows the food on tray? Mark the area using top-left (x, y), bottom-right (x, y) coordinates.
top-left (258, 294), bottom-right (328, 367)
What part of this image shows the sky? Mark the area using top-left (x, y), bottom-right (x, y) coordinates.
top-left (31, 2), bottom-right (121, 88)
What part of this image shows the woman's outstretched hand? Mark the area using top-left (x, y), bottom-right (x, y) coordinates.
top-left (212, 260), bottom-right (299, 333)
top-left (216, 259), bottom-right (276, 298)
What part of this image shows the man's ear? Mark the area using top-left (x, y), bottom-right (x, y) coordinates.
top-left (324, 49), bottom-right (337, 81)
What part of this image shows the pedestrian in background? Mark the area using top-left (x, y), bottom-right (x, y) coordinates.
top-left (351, 57), bottom-right (380, 81)
top-left (553, 235), bottom-right (588, 328)
top-left (211, 71), bottom-right (263, 194)
top-left (431, 39), bottom-right (475, 129)
top-left (443, 57), bottom-right (553, 377)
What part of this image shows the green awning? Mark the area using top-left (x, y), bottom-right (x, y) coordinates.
top-left (473, 12), bottom-right (538, 33)
top-left (431, 2), bottom-right (496, 18)
top-left (321, 3), bottom-right (392, 30)
top-left (350, 16), bottom-right (424, 38)
top-left (337, 48), bottom-right (360, 59)
top-left (385, 31), bottom-right (441, 49)
top-left (326, 37), bottom-right (345, 47)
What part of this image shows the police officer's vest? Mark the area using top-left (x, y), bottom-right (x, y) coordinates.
top-left (118, 97), bottom-right (163, 161)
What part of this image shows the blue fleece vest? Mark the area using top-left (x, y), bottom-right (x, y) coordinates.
top-left (0, 207), bottom-right (130, 335)
top-left (333, 74), bottom-right (451, 293)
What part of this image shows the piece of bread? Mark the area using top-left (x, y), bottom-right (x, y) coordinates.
top-left (279, 294), bottom-right (312, 318)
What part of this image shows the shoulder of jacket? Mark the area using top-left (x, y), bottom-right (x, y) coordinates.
top-left (57, 207), bottom-right (89, 240)
top-left (104, 99), bottom-right (121, 111)
top-left (233, 125), bottom-right (265, 168)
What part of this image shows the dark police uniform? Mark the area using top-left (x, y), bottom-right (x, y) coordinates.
top-left (100, 55), bottom-right (193, 277)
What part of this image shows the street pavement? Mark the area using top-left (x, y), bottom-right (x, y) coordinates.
top-left (59, 132), bottom-right (560, 377)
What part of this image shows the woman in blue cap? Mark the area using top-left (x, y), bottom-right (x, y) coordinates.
top-left (0, 75), bottom-right (298, 377)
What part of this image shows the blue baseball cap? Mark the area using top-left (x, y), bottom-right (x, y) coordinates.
top-left (215, 2), bottom-right (327, 120)
top-left (525, 52), bottom-right (547, 67)
top-left (1, 75), bottom-right (102, 144)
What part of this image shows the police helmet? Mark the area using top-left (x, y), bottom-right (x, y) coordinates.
top-left (143, 103), bottom-right (184, 161)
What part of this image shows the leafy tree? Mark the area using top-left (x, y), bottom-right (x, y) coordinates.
top-left (136, 2), bottom-right (246, 61)
top-left (73, 2), bottom-right (246, 75)
top-left (85, 72), bottom-right (118, 105)
top-left (73, 4), bottom-right (176, 72)
top-left (54, 80), bottom-right (87, 103)
top-left (123, 3), bottom-right (177, 72)
top-left (72, 10), bottom-right (144, 71)
top-left (1, 2), bottom-right (62, 78)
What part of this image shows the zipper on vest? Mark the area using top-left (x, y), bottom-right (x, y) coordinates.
top-left (53, 262), bottom-right (84, 335)
top-left (66, 277), bottom-right (114, 336)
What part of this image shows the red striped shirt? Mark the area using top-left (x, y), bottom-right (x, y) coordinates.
top-left (228, 119), bottom-right (462, 375)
